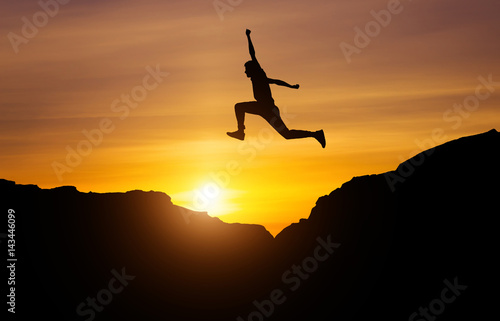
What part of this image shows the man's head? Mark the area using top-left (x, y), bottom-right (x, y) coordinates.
top-left (244, 60), bottom-right (259, 78)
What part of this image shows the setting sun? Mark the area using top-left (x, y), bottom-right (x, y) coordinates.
top-left (171, 184), bottom-right (243, 217)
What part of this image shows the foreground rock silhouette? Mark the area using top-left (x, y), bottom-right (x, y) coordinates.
top-left (2, 129), bottom-right (498, 321)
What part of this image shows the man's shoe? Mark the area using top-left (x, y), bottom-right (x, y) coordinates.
top-left (227, 130), bottom-right (245, 141)
top-left (315, 130), bottom-right (326, 148)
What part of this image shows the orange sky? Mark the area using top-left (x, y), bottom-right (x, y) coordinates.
top-left (1, 0), bottom-right (499, 236)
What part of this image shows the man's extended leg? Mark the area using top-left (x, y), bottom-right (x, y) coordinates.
top-left (227, 101), bottom-right (264, 140)
top-left (265, 107), bottom-right (326, 148)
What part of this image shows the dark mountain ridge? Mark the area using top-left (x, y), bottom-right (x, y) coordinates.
top-left (2, 129), bottom-right (498, 320)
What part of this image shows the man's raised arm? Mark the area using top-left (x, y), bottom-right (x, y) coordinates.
top-left (246, 29), bottom-right (257, 62)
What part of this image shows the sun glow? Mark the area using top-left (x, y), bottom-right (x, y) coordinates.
top-left (170, 183), bottom-right (244, 217)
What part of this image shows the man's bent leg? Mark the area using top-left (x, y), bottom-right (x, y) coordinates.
top-left (228, 101), bottom-right (263, 140)
top-left (235, 101), bottom-right (263, 130)
top-left (234, 103), bottom-right (245, 131)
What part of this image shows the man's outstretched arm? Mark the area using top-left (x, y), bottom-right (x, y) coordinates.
top-left (246, 29), bottom-right (257, 62)
top-left (268, 78), bottom-right (300, 89)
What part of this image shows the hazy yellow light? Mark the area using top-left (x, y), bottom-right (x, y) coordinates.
top-left (170, 183), bottom-right (244, 218)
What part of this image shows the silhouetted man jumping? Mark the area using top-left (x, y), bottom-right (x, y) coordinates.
top-left (227, 29), bottom-right (326, 148)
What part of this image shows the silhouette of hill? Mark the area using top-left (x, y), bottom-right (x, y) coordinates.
top-left (2, 129), bottom-right (498, 321)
